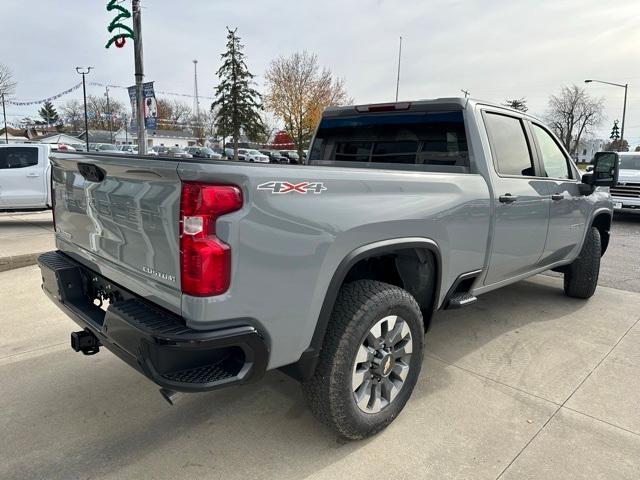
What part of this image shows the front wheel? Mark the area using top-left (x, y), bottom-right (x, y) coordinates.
top-left (303, 280), bottom-right (425, 440)
top-left (563, 227), bottom-right (601, 299)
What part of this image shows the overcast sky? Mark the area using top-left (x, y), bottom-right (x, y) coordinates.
top-left (2, 0), bottom-right (639, 144)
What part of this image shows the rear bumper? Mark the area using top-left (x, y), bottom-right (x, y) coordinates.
top-left (37, 251), bottom-right (268, 392)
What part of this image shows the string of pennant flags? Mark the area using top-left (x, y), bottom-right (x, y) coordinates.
top-left (4, 81), bottom-right (212, 107)
top-left (5, 83), bottom-right (83, 106)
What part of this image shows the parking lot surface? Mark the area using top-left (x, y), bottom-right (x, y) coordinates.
top-left (1, 211), bottom-right (639, 479)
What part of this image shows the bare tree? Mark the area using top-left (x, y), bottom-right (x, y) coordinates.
top-left (60, 99), bottom-right (84, 132)
top-left (545, 85), bottom-right (605, 156)
top-left (86, 95), bottom-right (125, 131)
top-left (0, 63), bottom-right (17, 98)
top-left (169, 100), bottom-right (192, 129)
top-left (265, 51), bottom-right (351, 161)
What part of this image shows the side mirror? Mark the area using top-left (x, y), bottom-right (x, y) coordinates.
top-left (582, 152), bottom-right (619, 188)
top-left (586, 165), bottom-right (594, 172)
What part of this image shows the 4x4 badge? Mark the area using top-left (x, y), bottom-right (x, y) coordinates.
top-left (257, 181), bottom-right (327, 194)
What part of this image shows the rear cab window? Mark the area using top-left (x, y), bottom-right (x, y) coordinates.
top-left (309, 108), bottom-right (470, 173)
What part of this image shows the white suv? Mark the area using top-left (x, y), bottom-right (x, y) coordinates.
top-left (239, 149), bottom-right (269, 163)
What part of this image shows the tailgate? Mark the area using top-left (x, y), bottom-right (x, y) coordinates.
top-left (51, 153), bottom-right (182, 310)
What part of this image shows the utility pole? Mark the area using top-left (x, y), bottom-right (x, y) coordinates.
top-left (621, 83), bottom-right (628, 144)
top-left (1, 94), bottom-right (7, 144)
top-left (105, 86), bottom-right (113, 144)
top-left (193, 59), bottom-right (202, 144)
top-left (193, 59), bottom-right (200, 118)
top-left (124, 113), bottom-right (128, 144)
top-left (395, 36), bottom-right (402, 102)
top-left (132, 0), bottom-right (146, 154)
top-left (461, 89), bottom-right (470, 98)
top-left (76, 66), bottom-right (93, 152)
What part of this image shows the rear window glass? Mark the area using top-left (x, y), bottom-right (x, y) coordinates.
top-left (309, 111), bottom-right (469, 172)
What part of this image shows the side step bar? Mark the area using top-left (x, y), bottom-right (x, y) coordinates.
top-left (443, 269), bottom-right (482, 309)
top-left (447, 292), bottom-right (478, 309)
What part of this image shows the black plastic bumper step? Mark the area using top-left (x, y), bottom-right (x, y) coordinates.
top-left (161, 363), bottom-right (235, 384)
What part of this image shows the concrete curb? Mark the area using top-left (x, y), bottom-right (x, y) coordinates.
top-left (0, 253), bottom-right (43, 272)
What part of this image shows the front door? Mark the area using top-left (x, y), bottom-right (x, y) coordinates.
top-left (0, 146), bottom-right (45, 208)
top-left (482, 112), bottom-right (551, 285)
top-left (530, 123), bottom-right (590, 263)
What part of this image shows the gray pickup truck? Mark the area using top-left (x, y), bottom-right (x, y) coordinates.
top-left (38, 98), bottom-right (618, 439)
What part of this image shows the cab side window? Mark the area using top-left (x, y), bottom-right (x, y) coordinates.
top-left (0, 147), bottom-right (39, 169)
top-left (532, 124), bottom-right (571, 179)
top-left (484, 113), bottom-right (535, 177)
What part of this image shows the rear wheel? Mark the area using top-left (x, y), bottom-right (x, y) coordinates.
top-left (563, 227), bottom-right (601, 299)
top-left (303, 280), bottom-right (424, 440)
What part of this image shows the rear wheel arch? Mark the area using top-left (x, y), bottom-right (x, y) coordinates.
top-left (281, 238), bottom-right (441, 382)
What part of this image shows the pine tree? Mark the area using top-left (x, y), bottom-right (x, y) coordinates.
top-left (610, 120), bottom-right (620, 140)
top-left (211, 27), bottom-right (263, 160)
top-left (503, 98), bottom-right (528, 112)
top-left (38, 101), bottom-right (60, 126)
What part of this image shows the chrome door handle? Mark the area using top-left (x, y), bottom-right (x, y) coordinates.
top-left (499, 194), bottom-right (518, 204)
top-left (551, 194), bottom-right (564, 201)
top-left (27, 173), bottom-right (40, 178)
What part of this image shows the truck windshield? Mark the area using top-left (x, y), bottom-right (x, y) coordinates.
top-left (309, 111), bottom-right (468, 172)
top-left (619, 155), bottom-right (640, 170)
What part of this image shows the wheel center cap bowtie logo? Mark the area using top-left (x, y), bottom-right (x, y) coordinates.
top-left (257, 181), bottom-right (327, 194)
top-left (383, 356), bottom-right (392, 375)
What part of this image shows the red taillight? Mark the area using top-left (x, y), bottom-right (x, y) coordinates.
top-left (180, 182), bottom-right (243, 296)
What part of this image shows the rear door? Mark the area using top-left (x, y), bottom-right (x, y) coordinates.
top-left (0, 146), bottom-right (46, 208)
top-left (529, 122), bottom-right (589, 263)
top-left (483, 112), bottom-right (551, 285)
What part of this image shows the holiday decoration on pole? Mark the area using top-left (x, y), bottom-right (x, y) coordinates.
top-left (610, 120), bottom-right (620, 141)
top-left (105, 0), bottom-right (134, 49)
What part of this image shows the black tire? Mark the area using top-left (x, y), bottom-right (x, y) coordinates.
top-left (302, 280), bottom-right (425, 440)
top-left (563, 227), bottom-right (601, 299)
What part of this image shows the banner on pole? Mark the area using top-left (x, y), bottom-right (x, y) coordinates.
top-left (128, 81), bottom-right (157, 130)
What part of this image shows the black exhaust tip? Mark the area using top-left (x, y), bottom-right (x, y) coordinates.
top-left (159, 388), bottom-right (182, 406)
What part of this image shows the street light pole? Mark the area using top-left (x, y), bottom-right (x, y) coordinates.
top-left (1, 94), bottom-right (8, 144)
top-left (132, 0), bottom-right (146, 155)
top-left (395, 36), bottom-right (402, 102)
top-left (585, 79), bottom-right (630, 149)
top-left (76, 66), bottom-right (93, 152)
top-left (105, 86), bottom-right (113, 144)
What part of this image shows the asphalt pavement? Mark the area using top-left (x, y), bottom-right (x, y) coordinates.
top-left (1, 212), bottom-right (639, 479)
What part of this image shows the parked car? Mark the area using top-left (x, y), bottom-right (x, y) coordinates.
top-left (90, 143), bottom-right (120, 153)
top-left (279, 150), bottom-right (300, 164)
top-left (0, 144), bottom-right (52, 211)
top-left (39, 98), bottom-right (618, 440)
top-left (150, 146), bottom-right (171, 156)
top-left (52, 143), bottom-right (76, 152)
top-left (609, 152), bottom-right (640, 212)
top-left (259, 149), bottom-right (286, 163)
top-left (186, 147), bottom-right (222, 160)
top-left (167, 146), bottom-right (193, 158)
top-left (242, 149), bottom-right (269, 163)
top-left (119, 145), bottom-right (137, 154)
top-left (70, 143), bottom-right (87, 152)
